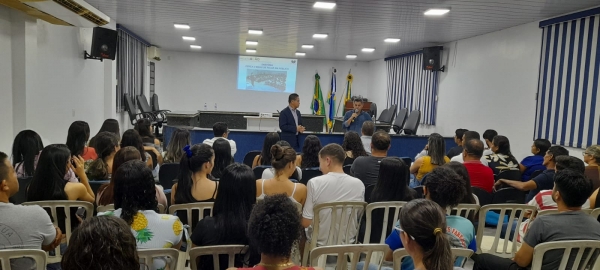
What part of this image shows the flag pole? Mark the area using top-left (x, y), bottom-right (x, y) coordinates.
top-left (333, 69), bottom-right (351, 132)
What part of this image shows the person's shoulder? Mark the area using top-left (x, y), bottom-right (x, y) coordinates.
top-left (446, 215), bottom-right (474, 227)
top-left (6, 203), bottom-right (48, 217)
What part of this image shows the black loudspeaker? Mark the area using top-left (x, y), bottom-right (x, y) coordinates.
top-left (422, 46), bottom-right (443, 71)
top-left (90, 27), bottom-right (117, 60)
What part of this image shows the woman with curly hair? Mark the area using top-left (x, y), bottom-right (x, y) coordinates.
top-left (99, 160), bottom-right (182, 270)
top-left (342, 131), bottom-right (368, 166)
top-left (61, 216), bottom-right (140, 270)
top-left (296, 135), bottom-right (322, 169)
top-left (232, 194), bottom-right (322, 270)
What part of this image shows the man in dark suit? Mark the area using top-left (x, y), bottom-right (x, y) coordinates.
top-left (279, 93), bottom-right (305, 151)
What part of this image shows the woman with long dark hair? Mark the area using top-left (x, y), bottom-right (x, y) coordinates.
top-left (256, 145), bottom-right (307, 205)
top-left (191, 163), bottom-right (258, 270)
top-left (134, 118), bottom-right (160, 145)
top-left (163, 128), bottom-right (191, 163)
top-left (101, 160), bottom-right (182, 270)
top-left (296, 135), bottom-right (322, 169)
top-left (342, 131), bottom-right (368, 165)
top-left (485, 135), bottom-right (520, 175)
top-left (411, 133), bottom-right (449, 182)
top-left (253, 132), bottom-right (280, 168)
top-left (120, 129), bottom-right (151, 168)
top-left (172, 143), bottom-right (217, 204)
top-left (12, 130), bottom-right (44, 178)
top-left (212, 138), bottom-right (234, 179)
top-left (370, 157), bottom-right (416, 203)
top-left (66, 121), bottom-right (96, 161)
top-left (89, 119), bottom-right (120, 149)
top-left (86, 132), bottom-right (120, 180)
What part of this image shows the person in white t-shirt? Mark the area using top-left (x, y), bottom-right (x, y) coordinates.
top-left (482, 129), bottom-right (498, 157)
top-left (450, 131), bottom-right (489, 165)
top-left (203, 122), bottom-right (237, 156)
top-left (302, 144), bottom-right (365, 246)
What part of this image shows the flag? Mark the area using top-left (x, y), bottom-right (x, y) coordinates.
top-left (327, 69), bottom-right (337, 130)
top-left (345, 73), bottom-right (353, 103)
top-left (310, 73), bottom-right (326, 126)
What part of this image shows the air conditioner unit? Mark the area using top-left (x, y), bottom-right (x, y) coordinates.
top-left (148, 46), bottom-right (161, 61)
top-left (18, 0), bottom-right (110, 27)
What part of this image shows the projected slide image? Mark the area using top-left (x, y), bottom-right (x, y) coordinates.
top-left (246, 69), bottom-right (288, 91)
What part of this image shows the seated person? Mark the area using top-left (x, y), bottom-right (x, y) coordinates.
top-left (450, 131), bottom-right (489, 165)
top-left (583, 145), bottom-right (600, 191)
top-left (410, 133), bottom-right (449, 184)
top-left (361, 121), bottom-right (374, 154)
top-left (262, 140), bottom-right (302, 181)
top-left (296, 135), bottom-right (322, 169)
top-left (495, 146), bottom-right (568, 202)
top-left (462, 139), bottom-right (495, 193)
top-left (162, 128), bottom-right (190, 163)
top-left (519, 139), bottom-right (551, 181)
top-left (352, 131), bottom-right (391, 186)
top-left (252, 132), bottom-right (279, 168)
top-left (171, 144), bottom-right (218, 205)
top-left (257, 145), bottom-right (307, 205)
top-left (342, 131), bottom-right (368, 166)
top-left (11, 130), bottom-right (44, 178)
top-left (203, 122), bottom-right (237, 156)
top-left (446, 128), bottom-right (467, 158)
top-left (473, 169), bottom-right (600, 270)
top-left (485, 135), bottom-right (520, 175)
top-left (482, 129), bottom-right (498, 156)
top-left (86, 132), bottom-right (120, 180)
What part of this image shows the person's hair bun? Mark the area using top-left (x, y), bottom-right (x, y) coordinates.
top-left (270, 145), bottom-right (284, 160)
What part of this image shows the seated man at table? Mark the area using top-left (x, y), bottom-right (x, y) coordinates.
top-left (343, 96), bottom-right (372, 133)
top-left (202, 122), bottom-right (237, 156)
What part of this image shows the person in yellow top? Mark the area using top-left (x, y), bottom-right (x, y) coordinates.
top-left (410, 134), bottom-right (450, 183)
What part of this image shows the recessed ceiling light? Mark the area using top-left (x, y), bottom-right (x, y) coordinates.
top-left (190, 45), bottom-right (202, 49)
top-left (346, 55), bottom-right (357, 59)
top-left (302, 45), bottom-right (314, 49)
top-left (424, 8), bottom-right (450, 16)
top-left (384, 38), bottom-right (401, 43)
top-left (246, 49), bottom-right (257, 53)
top-left (295, 52), bottom-right (306, 56)
top-left (246, 41), bottom-right (258, 46)
top-left (362, 48), bottom-right (375, 52)
top-left (182, 36), bottom-right (196, 41)
top-left (313, 33), bottom-right (328, 38)
top-left (174, 23), bottom-right (190, 29)
top-left (248, 29), bottom-right (263, 35)
top-left (314, 1), bottom-right (336, 9)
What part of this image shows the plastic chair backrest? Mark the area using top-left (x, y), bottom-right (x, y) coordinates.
top-left (0, 249), bottom-right (47, 270)
top-left (243, 151), bottom-right (261, 167)
top-left (471, 187), bottom-right (493, 206)
top-left (531, 240), bottom-right (600, 270)
top-left (476, 204), bottom-right (537, 258)
top-left (253, 166), bottom-right (271, 180)
top-left (97, 204), bottom-right (166, 214)
top-left (159, 163), bottom-right (180, 190)
top-left (343, 164), bottom-right (353, 176)
top-left (364, 202), bottom-right (406, 244)
top-left (12, 177), bottom-right (33, 204)
top-left (491, 187), bottom-right (526, 204)
top-left (88, 180), bottom-right (109, 197)
top-left (393, 248), bottom-right (474, 270)
top-left (402, 110), bottom-right (421, 135)
top-left (151, 94), bottom-right (160, 111)
top-left (364, 184), bottom-right (376, 203)
top-left (300, 168), bottom-right (323, 186)
top-left (377, 109), bottom-right (390, 122)
top-left (399, 157), bottom-right (412, 167)
top-left (22, 201), bottom-right (94, 263)
top-left (591, 208), bottom-right (600, 220)
top-left (310, 244), bottom-right (388, 269)
top-left (137, 248), bottom-right (179, 270)
top-left (448, 204), bottom-right (481, 219)
top-left (137, 94), bottom-right (153, 113)
top-left (168, 202), bottom-right (214, 235)
top-left (496, 170), bottom-right (522, 181)
top-left (190, 245), bottom-right (249, 270)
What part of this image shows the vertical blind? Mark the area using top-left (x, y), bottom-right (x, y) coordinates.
top-left (535, 11), bottom-right (600, 148)
top-left (116, 26), bottom-right (148, 112)
top-left (386, 52), bottom-right (439, 125)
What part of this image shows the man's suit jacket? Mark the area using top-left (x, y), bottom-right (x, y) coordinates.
top-left (279, 106), bottom-right (303, 149)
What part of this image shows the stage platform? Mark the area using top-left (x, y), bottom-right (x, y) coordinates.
top-left (163, 125), bottom-right (457, 163)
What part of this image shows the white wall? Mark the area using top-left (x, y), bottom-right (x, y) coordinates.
top-left (154, 51), bottom-right (370, 115)
top-left (0, 6), bottom-right (12, 152)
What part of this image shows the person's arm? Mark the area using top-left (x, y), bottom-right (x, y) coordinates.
top-left (343, 111), bottom-right (353, 128)
top-left (296, 184), bottom-right (308, 206)
top-left (171, 183), bottom-right (178, 205)
top-left (145, 146), bottom-right (163, 166)
top-left (495, 179), bottom-right (537, 191)
top-left (71, 156), bottom-right (94, 202)
top-left (230, 140), bottom-right (237, 156)
top-left (410, 158), bottom-right (423, 174)
top-left (155, 186), bottom-right (168, 208)
top-left (590, 188), bottom-right (599, 208)
top-left (514, 242), bottom-right (535, 267)
top-left (414, 148), bottom-right (428, 160)
top-left (519, 163), bottom-right (527, 172)
top-left (295, 155), bottom-right (302, 167)
top-left (279, 110), bottom-right (297, 133)
top-left (42, 226), bottom-right (62, 252)
top-left (301, 181), bottom-right (315, 228)
top-left (365, 113), bottom-right (373, 121)
top-left (154, 138), bottom-right (161, 145)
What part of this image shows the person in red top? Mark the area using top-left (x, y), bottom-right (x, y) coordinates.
top-left (462, 139), bottom-right (495, 192)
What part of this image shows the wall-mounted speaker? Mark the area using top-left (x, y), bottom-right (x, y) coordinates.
top-left (90, 27), bottom-right (117, 60)
top-left (422, 46), bottom-right (443, 71)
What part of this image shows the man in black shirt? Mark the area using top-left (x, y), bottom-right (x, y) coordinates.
top-left (447, 128), bottom-right (468, 158)
top-left (351, 131), bottom-right (390, 186)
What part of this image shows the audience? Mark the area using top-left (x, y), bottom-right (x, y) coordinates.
top-left (444, 161), bottom-right (478, 205)
top-left (261, 140), bottom-right (302, 181)
top-left (446, 128), bottom-right (468, 158)
top-left (120, 129), bottom-right (151, 168)
top-left (519, 138), bottom-right (551, 181)
top-left (191, 163), bottom-right (258, 270)
top-left (450, 131), bottom-right (489, 165)
top-left (203, 122), bottom-right (237, 156)
top-left (297, 135), bottom-right (322, 169)
top-left (163, 128), bottom-right (191, 163)
top-left (474, 169), bottom-right (600, 270)
top-left (353, 131), bottom-right (391, 186)
top-left (172, 143), bottom-right (217, 204)
top-left (252, 132), bottom-right (280, 168)
top-left (11, 129), bottom-right (44, 178)
top-left (361, 121), bottom-right (375, 154)
top-left (302, 144), bottom-right (365, 246)
top-left (462, 139), bottom-right (495, 193)
top-left (135, 118), bottom-right (161, 146)
top-left (0, 151), bottom-right (62, 270)
top-left (66, 121), bottom-right (96, 161)
top-left (86, 132), bottom-right (120, 180)
top-left (212, 138), bottom-right (234, 179)
top-left (61, 216), bottom-right (139, 270)
top-left (256, 144), bottom-right (307, 205)
top-left (495, 146), bottom-right (568, 201)
top-left (342, 131), bottom-right (368, 166)
top-left (482, 129), bottom-right (498, 156)
top-left (485, 135), bottom-right (520, 175)
top-left (88, 119), bottom-right (120, 149)
top-left (411, 133), bottom-right (449, 184)
top-left (583, 144), bottom-right (600, 191)
top-left (100, 160), bottom-right (182, 270)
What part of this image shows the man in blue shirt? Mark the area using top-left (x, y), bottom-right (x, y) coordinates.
top-left (342, 97), bottom-right (372, 133)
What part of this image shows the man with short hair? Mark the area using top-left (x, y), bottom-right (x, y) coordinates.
top-left (343, 97), bottom-right (373, 133)
top-left (495, 146), bottom-right (569, 202)
top-left (361, 121), bottom-right (374, 154)
top-left (451, 131), bottom-right (489, 165)
top-left (446, 128), bottom-right (468, 158)
top-left (279, 93), bottom-right (305, 151)
top-left (302, 144), bottom-right (365, 246)
top-left (351, 131), bottom-right (390, 186)
top-left (474, 169), bottom-right (600, 270)
top-left (202, 122), bottom-right (237, 156)
top-left (482, 129), bottom-right (498, 156)
top-left (462, 139), bottom-right (495, 192)
top-left (0, 151), bottom-right (62, 269)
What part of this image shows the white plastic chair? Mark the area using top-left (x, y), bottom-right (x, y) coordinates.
top-left (591, 208), bottom-right (600, 220)
top-left (447, 204), bottom-right (481, 219)
top-left (309, 244), bottom-right (388, 269)
top-left (189, 245), bottom-right (249, 270)
top-left (23, 201), bottom-right (94, 263)
top-left (0, 249), bottom-right (47, 270)
top-left (302, 201), bottom-right (368, 266)
top-left (168, 202), bottom-right (214, 234)
top-left (363, 202), bottom-right (406, 244)
top-left (97, 203), bottom-right (166, 214)
top-left (137, 248), bottom-right (180, 270)
top-left (476, 204), bottom-right (536, 258)
top-left (392, 248), bottom-right (474, 270)
top-left (531, 240), bottom-right (600, 270)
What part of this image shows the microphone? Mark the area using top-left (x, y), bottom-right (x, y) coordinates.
top-left (351, 109), bottom-right (358, 122)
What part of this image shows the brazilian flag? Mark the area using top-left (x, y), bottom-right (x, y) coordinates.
top-left (311, 73), bottom-right (326, 127)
